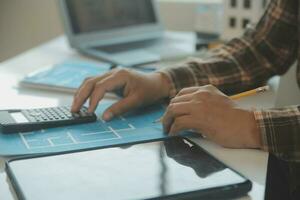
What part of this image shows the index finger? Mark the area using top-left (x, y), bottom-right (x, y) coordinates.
top-left (71, 72), bottom-right (112, 112)
top-left (162, 102), bottom-right (192, 133)
top-left (88, 74), bottom-right (127, 113)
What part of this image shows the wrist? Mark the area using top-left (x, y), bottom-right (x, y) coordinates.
top-left (151, 72), bottom-right (174, 99)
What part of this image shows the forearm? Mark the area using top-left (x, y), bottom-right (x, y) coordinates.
top-left (254, 106), bottom-right (300, 162)
top-left (159, 50), bottom-right (271, 96)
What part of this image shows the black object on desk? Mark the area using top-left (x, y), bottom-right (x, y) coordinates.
top-left (265, 154), bottom-right (300, 200)
top-left (6, 137), bottom-right (252, 200)
top-left (0, 106), bottom-right (97, 134)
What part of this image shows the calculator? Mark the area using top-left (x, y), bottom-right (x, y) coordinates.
top-left (0, 106), bottom-right (97, 134)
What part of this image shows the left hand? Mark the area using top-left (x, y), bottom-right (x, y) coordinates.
top-left (162, 85), bottom-right (262, 149)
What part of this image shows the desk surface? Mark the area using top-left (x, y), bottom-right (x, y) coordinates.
top-left (0, 32), bottom-right (273, 200)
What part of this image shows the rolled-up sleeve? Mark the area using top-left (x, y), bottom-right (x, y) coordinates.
top-left (159, 0), bottom-right (298, 96)
top-left (254, 106), bottom-right (300, 162)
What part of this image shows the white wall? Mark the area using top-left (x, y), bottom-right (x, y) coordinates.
top-left (158, 1), bottom-right (198, 31)
top-left (158, 0), bottom-right (222, 33)
top-left (0, 0), bottom-right (63, 62)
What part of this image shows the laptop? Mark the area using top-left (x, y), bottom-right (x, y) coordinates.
top-left (59, 0), bottom-right (194, 66)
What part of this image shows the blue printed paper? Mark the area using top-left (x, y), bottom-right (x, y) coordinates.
top-left (22, 60), bottom-right (112, 90)
top-left (0, 101), bottom-right (170, 156)
top-left (21, 59), bottom-right (156, 92)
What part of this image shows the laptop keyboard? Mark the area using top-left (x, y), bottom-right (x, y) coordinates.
top-left (92, 39), bottom-right (159, 54)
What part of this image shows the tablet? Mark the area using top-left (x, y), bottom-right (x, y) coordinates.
top-left (6, 137), bottom-right (251, 200)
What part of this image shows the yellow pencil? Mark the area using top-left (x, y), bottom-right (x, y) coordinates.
top-left (230, 85), bottom-right (269, 100)
top-left (153, 85), bottom-right (270, 123)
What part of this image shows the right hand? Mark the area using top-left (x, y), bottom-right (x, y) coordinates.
top-left (71, 69), bottom-right (172, 121)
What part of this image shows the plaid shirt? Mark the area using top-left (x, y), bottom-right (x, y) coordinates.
top-left (161, 0), bottom-right (300, 162)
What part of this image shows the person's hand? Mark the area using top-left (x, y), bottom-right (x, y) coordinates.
top-left (162, 85), bottom-right (262, 149)
top-left (71, 69), bottom-right (172, 121)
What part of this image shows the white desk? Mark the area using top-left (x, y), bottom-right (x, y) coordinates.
top-left (0, 33), bottom-right (273, 200)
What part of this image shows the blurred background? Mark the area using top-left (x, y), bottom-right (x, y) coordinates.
top-left (0, 0), bottom-right (267, 62)
top-left (0, 1), bottom-right (62, 62)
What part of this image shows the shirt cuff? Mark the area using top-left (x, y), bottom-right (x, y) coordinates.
top-left (253, 110), bottom-right (270, 152)
top-left (155, 70), bottom-right (178, 98)
top-left (157, 59), bottom-right (210, 98)
top-left (253, 106), bottom-right (300, 162)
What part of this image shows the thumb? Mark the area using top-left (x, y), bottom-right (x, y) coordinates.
top-left (102, 94), bottom-right (140, 121)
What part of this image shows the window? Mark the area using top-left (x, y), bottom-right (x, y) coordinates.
top-left (242, 18), bottom-right (250, 29)
top-left (244, 0), bottom-right (251, 9)
top-left (230, 0), bottom-right (237, 8)
top-left (229, 17), bottom-right (236, 28)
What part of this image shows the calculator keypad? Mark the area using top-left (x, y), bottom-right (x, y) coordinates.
top-left (22, 106), bottom-right (91, 122)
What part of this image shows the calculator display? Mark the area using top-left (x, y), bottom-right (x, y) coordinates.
top-left (10, 113), bottom-right (29, 123)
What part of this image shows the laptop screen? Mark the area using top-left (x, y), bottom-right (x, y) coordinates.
top-left (65, 0), bottom-right (157, 34)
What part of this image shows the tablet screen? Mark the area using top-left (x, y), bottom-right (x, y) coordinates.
top-left (7, 137), bottom-right (249, 200)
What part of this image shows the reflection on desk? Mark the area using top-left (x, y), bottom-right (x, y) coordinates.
top-left (165, 137), bottom-right (225, 178)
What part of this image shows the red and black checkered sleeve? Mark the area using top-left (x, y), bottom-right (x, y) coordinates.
top-left (254, 106), bottom-right (300, 162)
top-left (159, 0), bottom-right (298, 96)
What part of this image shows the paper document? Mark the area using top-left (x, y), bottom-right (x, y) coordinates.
top-left (0, 100), bottom-right (172, 156)
top-left (20, 60), bottom-right (112, 93)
